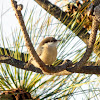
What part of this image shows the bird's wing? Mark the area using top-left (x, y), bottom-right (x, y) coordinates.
top-left (36, 46), bottom-right (43, 56)
top-left (24, 57), bottom-right (33, 68)
top-left (24, 46), bottom-right (44, 68)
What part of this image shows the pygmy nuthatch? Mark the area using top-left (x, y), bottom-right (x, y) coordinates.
top-left (25, 37), bottom-right (60, 68)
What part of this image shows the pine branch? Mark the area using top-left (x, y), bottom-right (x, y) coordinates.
top-left (1, 55), bottom-right (100, 75)
top-left (11, 0), bottom-right (47, 71)
top-left (10, 0), bottom-right (73, 74)
top-left (67, 3), bottom-right (100, 72)
top-left (0, 55), bottom-right (43, 74)
top-left (0, 55), bottom-right (72, 75)
top-left (0, 0), bottom-right (96, 75)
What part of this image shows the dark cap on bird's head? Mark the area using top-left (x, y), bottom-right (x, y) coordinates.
top-left (39, 37), bottom-right (60, 46)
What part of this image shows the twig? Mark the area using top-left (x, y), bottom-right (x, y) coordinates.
top-left (67, 4), bottom-right (100, 72)
top-left (1, 55), bottom-right (100, 75)
top-left (11, 0), bottom-right (47, 72)
top-left (0, 55), bottom-right (43, 74)
top-left (10, 0), bottom-right (73, 74)
top-left (0, 55), bottom-right (72, 75)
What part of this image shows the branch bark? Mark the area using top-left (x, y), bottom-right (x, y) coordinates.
top-left (0, 55), bottom-right (43, 74)
top-left (0, 55), bottom-right (72, 75)
top-left (1, 55), bottom-right (100, 75)
top-left (11, 0), bottom-right (47, 72)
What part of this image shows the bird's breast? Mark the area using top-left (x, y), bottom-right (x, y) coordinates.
top-left (40, 46), bottom-right (57, 65)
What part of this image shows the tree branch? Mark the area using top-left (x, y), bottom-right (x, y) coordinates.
top-left (0, 55), bottom-right (72, 75)
top-left (67, 4), bottom-right (100, 72)
top-left (11, 0), bottom-right (47, 72)
top-left (10, 0), bottom-right (74, 74)
top-left (1, 55), bottom-right (100, 75)
top-left (0, 55), bottom-right (43, 74)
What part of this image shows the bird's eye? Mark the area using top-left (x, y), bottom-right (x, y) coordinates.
top-left (45, 41), bottom-right (48, 43)
top-left (45, 40), bottom-right (49, 44)
top-left (50, 39), bottom-right (57, 42)
top-left (52, 39), bottom-right (57, 42)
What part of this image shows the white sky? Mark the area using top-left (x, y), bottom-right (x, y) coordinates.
top-left (0, 0), bottom-right (36, 36)
top-left (0, 0), bottom-right (57, 35)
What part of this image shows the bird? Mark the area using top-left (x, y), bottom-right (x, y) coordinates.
top-left (24, 37), bottom-right (60, 68)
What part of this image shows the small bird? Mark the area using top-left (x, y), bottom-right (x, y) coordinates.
top-left (25, 37), bottom-right (60, 68)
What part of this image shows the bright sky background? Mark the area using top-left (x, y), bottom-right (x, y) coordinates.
top-left (0, 0), bottom-right (38, 38)
top-left (0, 0), bottom-right (56, 36)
